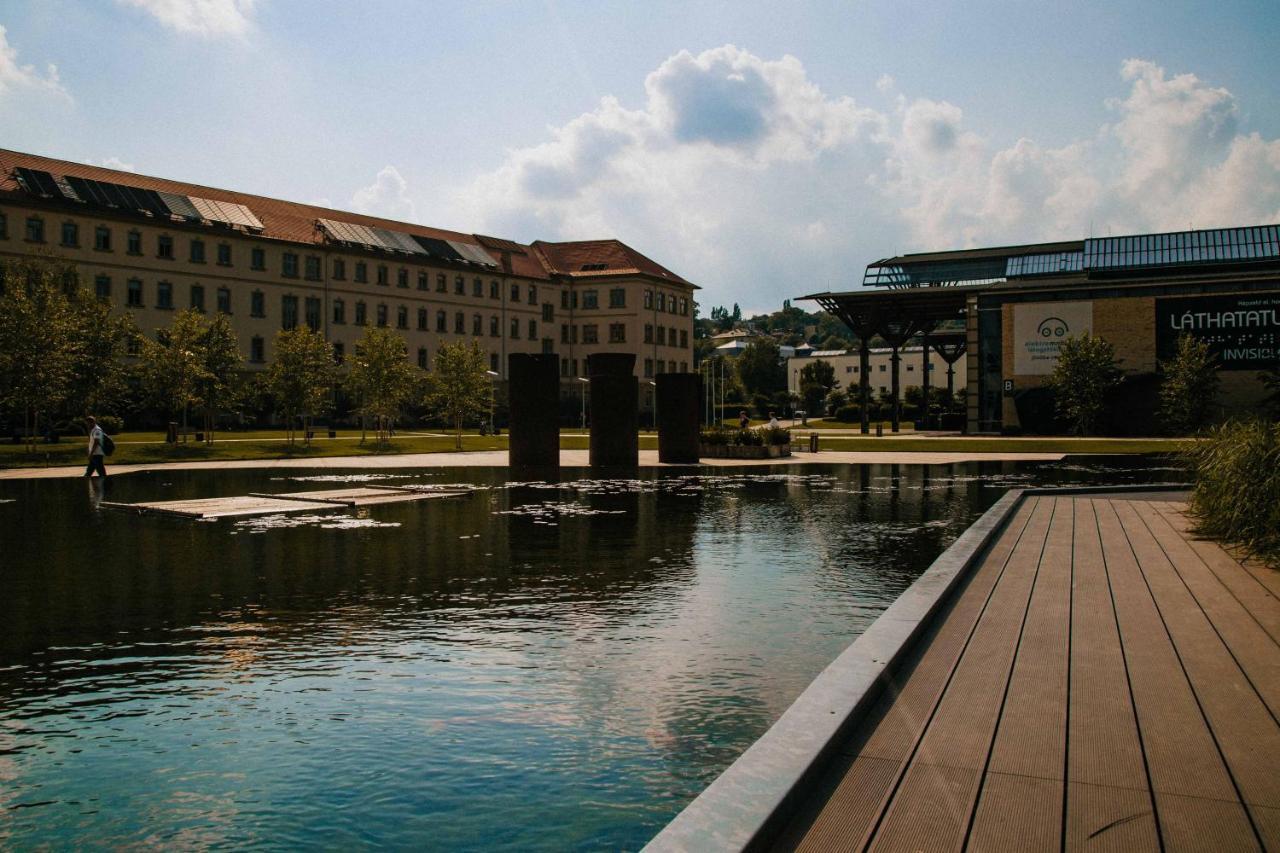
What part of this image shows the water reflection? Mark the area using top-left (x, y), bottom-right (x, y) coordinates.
top-left (0, 459), bottom-right (1183, 849)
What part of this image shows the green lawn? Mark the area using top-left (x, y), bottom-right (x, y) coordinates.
top-left (814, 436), bottom-right (1190, 455)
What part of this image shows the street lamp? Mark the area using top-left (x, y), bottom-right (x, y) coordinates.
top-left (485, 370), bottom-right (499, 435)
top-left (576, 376), bottom-right (589, 429)
top-left (645, 379), bottom-right (657, 431)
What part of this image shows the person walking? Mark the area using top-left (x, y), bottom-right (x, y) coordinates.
top-left (85, 416), bottom-right (107, 480)
top-left (738, 410), bottom-right (750, 430)
top-left (767, 412), bottom-right (781, 429)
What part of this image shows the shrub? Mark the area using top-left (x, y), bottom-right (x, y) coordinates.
top-left (736, 427), bottom-right (763, 446)
top-left (1049, 333), bottom-right (1123, 435)
top-left (1185, 418), bottom-right (1280, 567)
top-left (1159, 333), bottom-right (1219, 435)
top-left (835, 404), bottom-right (861, 423)
top-left (699, 426), bottom-right (730, 445)
top-left (761, 426), bottom-right (791, 446)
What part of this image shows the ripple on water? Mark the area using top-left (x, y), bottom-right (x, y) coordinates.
top-left (230, 514), bottom-right (402, 533)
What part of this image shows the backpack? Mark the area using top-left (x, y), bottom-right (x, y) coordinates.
top-left (101, 433), bottom-right (115, 456)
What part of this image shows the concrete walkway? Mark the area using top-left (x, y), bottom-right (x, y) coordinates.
top-left (0, 449), bottom-right (1065, 480)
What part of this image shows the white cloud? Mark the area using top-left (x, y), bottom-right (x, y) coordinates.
top-left (98, 156), bottom-right (136, 172)
top-left (351, 166), bottom-right (417, 221)
top-left (453, 48), bottom-right (1280, 312)
top-left (116, 0), bottom-right (257, 39)
top-left (0, 24), bottom-right (69, 102)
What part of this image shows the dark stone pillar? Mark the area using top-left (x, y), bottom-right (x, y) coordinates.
top-left (508, 353), bottom-right (560, 469)
top-left (656, 373), bottom-right (700, 464)
top-left (859, 340), bottom-right (871, 435)
top-left (920, 329), bottom-right (930, 430)
top-left (587, 353), bottom-right (638, 467)
top-left (890, 345), bottom-right (901, 433)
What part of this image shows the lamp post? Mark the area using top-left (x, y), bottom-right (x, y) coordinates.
top-left (485, 369), bottom-right (499, 435)
top-left (646, 379), bottom-right (657, 431)
top-left (576, 376), bottom-right (589, 429)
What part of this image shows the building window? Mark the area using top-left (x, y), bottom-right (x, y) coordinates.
top-left (61, 221), bottom-right (78, 247)
top-left (609, 323), bottom-right (625, 343)
top-left (157, 234), bottom-right (174, 259)
top-left (282, 252), bottom-right (299, 278)
top-left (417, 308), bottom-right (428, 331)
top-left (250, 336), bottom-right (265, 363)
top-left (472, 314), bottom-right (482, 336)
top-left (93, 226), bottom-right (111, 252)
top-left (333, 259), bottom-right (346, 280)
top-left (217, 243), bottom-right (231, 266)
top-left (418, 272), bottom-right (428, 291)
top-left (491, 353), bottom-right (500, 373)
top-left (282, 295), bottom-right (298, 329)
top-left (377, 265), bottom-right (388, 286)
top-left (510, 317), bottom-right (520, 339)
top-left (644, 290), bottom-right (653, 309)
top-left (397, 268), bottom-right (408, 288)
top-left (454, 276), bottom-right (465, 295)
top-left (217, 287), bottom-right (231, 314)
top-left (560, 291), bottom-right (570, 310)
top-left (656, 293), bottom-right (666, 312)
top-left (609, 288), bottom-right (625, 308)
top-left (24, 216), bottom-right (45, 243)
top-left (680, 329), bottom-right (688, 348)
top-left (561, 358), bottom-right (570, 377)
top-left (306, 297), bottom-right (321, 330)
top-left (542, 303), bottom-right (554, 322)
top-left (582, 290), bottom-right (598, 309)
top-left (190, 239), bottom-right (206, 263)
top-left (333, 299), bottom-right (346, 324)
top-left (455, 312), bottom-right (465, 334)
top-left (490, 280), bottom-right (500, 299)
top-left (126, 278), bottom-right (143, 307)
top-left (158, 281), bottom-right (174, 309)
top-left (436, 273), bottom-right (447, 293)
top-left (418, 347), bottom-right (428, 369)
top-left (127, 230), bottom-right (142, 255)
top-left (251, 247), bottom-right (265, 270)
top-left (58, 269), bottom-right (78, 295)
top-left (490, 315), bottom-right (499, 337)
top-left (94, 274), bottom-right (111, 299)
top-left (126, 335), bottom-right (141, 357)
top-left (473, 278), bottom-right (483, 297)
top-left (528, 285), bottom-right (538, 305)
top-left (644, 324), bottom-right (654, 343)
top-left (377, 304), bottom-right (388, 327)
top-left (334, 342), bottom-right (345, 365)
top-left (355, 261), bottom-right (368, 283)
top-left (679, 297), bottom-right (688, 316)
top-left (644, 358), bottom-right (654, 378)
top-left (582, 324), bottom-right (598, 344)
top-left (570, 324), bottom-right (578, 344)
top-left (656, 325), bottom-right (665, 346)
top-left (436, 310), bottom-right (446, 332)
top-left (561, 324), bottom-right (569, 344)
top-left (250, 290), bottom-right (265, 317)
top-left (397, 305), bottom-right (409, 329)
top-left (528, 319), bottom-right (537, 340)
top-left (355, 301), bottom-right (367, 325)
top-left (305, 256), bottom-right (322, 281)
top-left (190, 284), bottom-right (205, 312)
top-left (510, 283), bottom-right (520, 303)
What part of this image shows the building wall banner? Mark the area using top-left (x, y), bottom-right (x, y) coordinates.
top-left (1155, 293), bottom-right (1280, 370)
top-left (1012, 301), bottom-right (1094, 375)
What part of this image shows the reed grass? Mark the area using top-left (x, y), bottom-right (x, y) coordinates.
top-left (1185, 419), bottom-right (1280, 567)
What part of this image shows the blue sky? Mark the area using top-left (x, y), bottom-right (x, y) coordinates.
top-left (3, 0), bottom-right (1279, 312)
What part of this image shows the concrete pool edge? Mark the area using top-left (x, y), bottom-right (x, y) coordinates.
top-left (642, 483), bottom-right (1192, 852)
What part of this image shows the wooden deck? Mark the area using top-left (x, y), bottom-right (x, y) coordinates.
top-left (774, 495), bottom-right (1280, 852)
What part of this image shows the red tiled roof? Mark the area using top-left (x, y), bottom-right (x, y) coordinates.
top-left (0, 149), bottom-right (569, 279)
top-left (530, 239), bottom-right (695, 287)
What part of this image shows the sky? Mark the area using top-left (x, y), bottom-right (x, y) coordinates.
top-left (2, 0), bottom-right (1279, 314)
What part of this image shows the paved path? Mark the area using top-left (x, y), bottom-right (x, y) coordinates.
top-left (774, 496), bottom-right (1280, 851)
top-left (0, 449), bottom-right (1064, 480)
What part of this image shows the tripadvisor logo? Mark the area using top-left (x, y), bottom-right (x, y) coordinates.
top-left (1037, 317), bottom-right (1070, 338)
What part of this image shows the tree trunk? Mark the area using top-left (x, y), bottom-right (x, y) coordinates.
top-left (454, 413), bottom-right (463, 450)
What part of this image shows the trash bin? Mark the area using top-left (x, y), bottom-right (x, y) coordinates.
top-left (876, 423), bottom-right (883, 437)
top-left (808, 433), bottom-right (819, 453)
top-left (195, 431), bottom-right (204, 442)
top-left (167, 422), bottom-right (178, 443)
top-left (328, 429), bottom-right (337, 439)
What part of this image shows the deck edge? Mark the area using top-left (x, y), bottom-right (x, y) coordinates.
top-left (642, 488), bottom-right (1029, 853)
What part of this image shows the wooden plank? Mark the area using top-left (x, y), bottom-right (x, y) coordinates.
top-left (1132, 501), bottom-right (1280, 717)
top-left (1113, 499), bottom-right (1280, 821)
top-left (1155, 504), bottom-right (1280, 601)
top-left (1094, 499), bottom-right (1259, 845)
top-left (250, 487), bottom-right (469, 507)
top-left (787, 498), bottom-right (1045, 852)
top-left (1064, 782), bottom-right (1159, 852)
top-left (865, 497), bottom-right (1059, 850)
top-left (968, 773), bottom-right (1061, 852)
top-left (101, 494), bottom-right (342, 519)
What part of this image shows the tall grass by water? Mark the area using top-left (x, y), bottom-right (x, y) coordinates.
top-left (1185, 419), bottom-right (1280, 567)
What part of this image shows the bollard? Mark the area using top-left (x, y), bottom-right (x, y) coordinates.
top-left (508, 353), bottom-right (560, 469)
top-left (656, 373), bottom-right (700, 464)
top-left (809, 432), bottom-right (819, 453)
top-left (876, 422), bottom-right (883, 438)
top-left (587, 353), bottom-right (638, 467)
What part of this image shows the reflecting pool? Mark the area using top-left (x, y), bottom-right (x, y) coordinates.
top-left (0, 459), bottom-right (1183, 849)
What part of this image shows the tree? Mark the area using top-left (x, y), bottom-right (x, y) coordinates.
top-left (736, 338), bottom-right (785, 396)
top-left (1049, 333), bottom-right (1124, 436)
top-left (799, 358), bottom-right (838, 416)
top-left (346, 327), bottom-right (421, 444)
top-left (422, 341), bottom-right (492, 450)
top-left (263, 327), bottom-right (335, 445)
top-left (140, 309), bottom-right (211, 441)
top-left (193, 313), bottom-right (242, 443)
top-left (1158, 333), bottom-right (1220, 435)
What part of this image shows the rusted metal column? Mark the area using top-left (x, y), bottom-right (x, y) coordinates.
top-left (587, 353), bottom-right (638, 467)
top-left (656, 373), bottom-right (700, 464)
top-left (508, 353), bottom-right (560, 469)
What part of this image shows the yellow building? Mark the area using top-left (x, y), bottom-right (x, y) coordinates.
top-left (0, 149), bottom-right (696, 401)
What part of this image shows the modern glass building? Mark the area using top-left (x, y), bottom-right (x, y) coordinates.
top-left (807, 225), bottom-right (1280, 434)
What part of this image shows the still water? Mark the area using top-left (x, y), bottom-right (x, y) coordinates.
top-left (0, 460), bottom-right (1182, 850)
